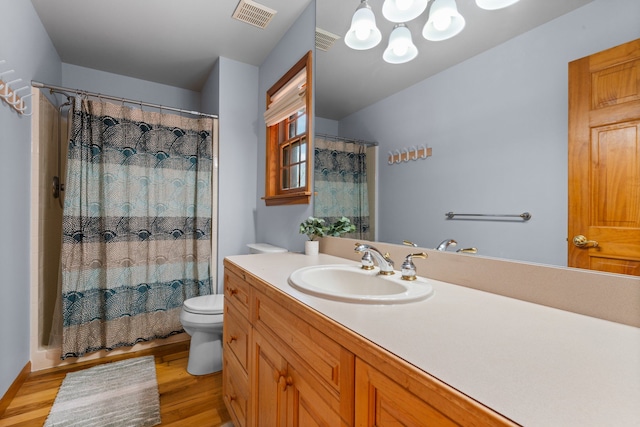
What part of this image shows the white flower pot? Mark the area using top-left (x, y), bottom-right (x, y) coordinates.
top-left (305, 240), bottom-right (319, 256)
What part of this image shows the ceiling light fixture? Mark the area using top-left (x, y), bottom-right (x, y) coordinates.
top-left (382, 0), bottom-right (429, 23)
top-left (344, 0), bottom-right (521, 64)
top-left (422, 0), bottom-right (465, 41)
top-left (344, 0), bottom-right (382, 50)
top-left (383, 24), bottom-right (418, 64)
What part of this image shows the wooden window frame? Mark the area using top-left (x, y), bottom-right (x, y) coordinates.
top-left (263, 51), bottom-right (313, 206)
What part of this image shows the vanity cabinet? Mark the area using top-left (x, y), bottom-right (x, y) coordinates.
top-left (223, 261), bottom-right (516, 427)
top-left (222, 269), bottom-right (251, 427)
top-left (355, 358), bottom-right (459, 426)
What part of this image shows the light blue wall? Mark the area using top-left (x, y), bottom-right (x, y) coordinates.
top-left (61, 63), bottom-right (201, 110)
top-left (215, 57), bottom-right (259, 290)
top-left (0, 0), bottom-right (61, 399)
top-left (338, 0), bottom-right (640, 266)
top-left (255, 1), bottom-right (316, 253)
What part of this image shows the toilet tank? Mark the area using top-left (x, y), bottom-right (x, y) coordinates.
top-left (247, 243), bottom-right (288, 254)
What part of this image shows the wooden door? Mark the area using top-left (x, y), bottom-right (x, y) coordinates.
top-left (286, 363), bottom-right (344, 427)
top-left (252, 331), bottom-right (288, 427)
top-left (354, 359), bottom-right (458, 427)
top-left (568, 38), bottom-right (640, 275)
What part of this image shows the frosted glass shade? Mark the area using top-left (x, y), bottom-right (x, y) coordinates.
top-left (476, 0), bottom-right (520, 10)
top-left (383, 24), bottom-right (418, 64)
top-left (345, 2), bottom-right (382, 50)
top-left (422, 0), bottom-right (465, 41)
top-left (381, 0), bottom-right (429, 23)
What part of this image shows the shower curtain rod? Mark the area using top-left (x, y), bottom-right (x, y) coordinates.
top-left (31, 81), bottom-right (218, 119)
top-left (316, 133), bottom-right (378, 147)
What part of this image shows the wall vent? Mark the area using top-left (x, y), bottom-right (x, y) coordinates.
top-left (232, 0), bottom-right (277, 29)
top-left (315, 28), bottom-right (341, 52)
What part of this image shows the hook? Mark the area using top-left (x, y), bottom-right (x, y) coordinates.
top-left (409, 145), bottom-right (418, 160)
top-left (1, 78), bottom-right (21, 97)
top-left (388, 151), bottom-right (394, 165)
top-left (400, 147), bottom-right (409, 162)
top-left (16, 93), bottom-right (33, 113)
top-left (418, 144), bottom-right (428, 159)
top-left (393, 149), bottom-right (401, 164)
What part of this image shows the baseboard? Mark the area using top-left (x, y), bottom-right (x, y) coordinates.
top-left (0, 361), bottom-right (31, 417)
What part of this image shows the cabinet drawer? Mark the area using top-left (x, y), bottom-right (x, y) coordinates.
top-left (224, 302), bottom-right (250, 373)
top-left (254, 291), bottom-right (351, 400)
top-left (223, 353), bottom-right (249, 427)
top-left (224, 268), bottom-right (250, 318)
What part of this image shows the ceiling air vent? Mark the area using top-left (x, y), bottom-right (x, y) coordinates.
top-left (316, 28), bottom-right (341, 52)
top-left (232, 0), bottom-right (277, 29)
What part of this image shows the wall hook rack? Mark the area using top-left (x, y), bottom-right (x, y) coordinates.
top-left (0, 60), bottom-right (31, 115)
top-left (388, 144), bottom-right (432, 165)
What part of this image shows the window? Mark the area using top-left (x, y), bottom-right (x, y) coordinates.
top-left (263, 51), bottom-right (312, 206)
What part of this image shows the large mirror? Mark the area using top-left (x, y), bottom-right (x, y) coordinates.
top-left (315, 0), bottom-right (638, 274)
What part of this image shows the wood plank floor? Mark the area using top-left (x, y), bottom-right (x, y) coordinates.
top-left (0, 342), bottom-right (231, 426)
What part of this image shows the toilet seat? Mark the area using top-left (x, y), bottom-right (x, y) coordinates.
top-left (183, 294), bottom-right (224, 315)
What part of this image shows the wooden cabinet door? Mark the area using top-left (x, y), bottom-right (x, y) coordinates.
top-left (286, 363), bottom-right (345, 427)
top-left (355, 359), bottom-right (458, 427)
top-left (568, 38), bottom-right (640, 275)
top-left (252, 330), bottom-right (288, 427)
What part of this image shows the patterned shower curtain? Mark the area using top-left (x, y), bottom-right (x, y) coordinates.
top-left (314, 136), bottom-right (370, 240)
top-left (59, 97), bottom-right (215, 359)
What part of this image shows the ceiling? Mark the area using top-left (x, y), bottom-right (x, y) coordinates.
top-left (31, 0), bottom-right (594, 120)
top-left (316, 0), bottom-right (593, 120)
top-left (30, 0), bottom-right (313, 90)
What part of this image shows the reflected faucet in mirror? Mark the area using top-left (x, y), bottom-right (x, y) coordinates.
top-left (436, 239), bottom-right (457, 251)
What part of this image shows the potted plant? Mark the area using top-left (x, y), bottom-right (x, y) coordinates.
top-left (299, 216), bottom-right (356, 255)
top-left (299, 217), bottom-right (328, 255)
top-left (327, 216), bottom-right (356, 237)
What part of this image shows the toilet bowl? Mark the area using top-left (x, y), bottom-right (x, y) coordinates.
top-left (181, 243), bottom-right (286, 375)
top-left (180, 294), bottom-right (224, 375)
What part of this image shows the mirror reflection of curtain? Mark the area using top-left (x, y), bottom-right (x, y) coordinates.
top-left (314, 135), bottom-right (370, 240)
top-left (59, 97), bottom-right (214, 359)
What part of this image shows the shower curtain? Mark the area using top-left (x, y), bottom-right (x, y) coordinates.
top-left (59, 97), bottom-right (214, 359)
top-left (314, 136), bottom-right (370, 240)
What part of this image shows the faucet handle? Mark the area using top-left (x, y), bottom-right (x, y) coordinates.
top-left (401, 252), bottom-right (428, 281)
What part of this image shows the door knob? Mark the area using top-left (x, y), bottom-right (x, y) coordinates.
top-left (572, 235), bottom-right (598, 248)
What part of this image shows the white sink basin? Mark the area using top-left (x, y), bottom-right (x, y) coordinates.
top-left (288, 264), bottom-right (434, 304)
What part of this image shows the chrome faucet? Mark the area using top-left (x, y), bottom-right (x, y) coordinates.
top-left (435, 239), bottom-right (457, 251)
top-left (354, 243), bottom-right (395, 275)
top-left (400, 252), bottom-right (428, 281)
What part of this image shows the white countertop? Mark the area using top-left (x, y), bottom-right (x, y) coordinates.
top-left (226, 252), bottom-right (640, 427)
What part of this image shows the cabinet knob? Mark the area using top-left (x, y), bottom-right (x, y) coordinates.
top-left (227, 287), bottom-right (238, 296)
top-left (281, 375), bottom-right (293, 391)
top-left (274, 369), bottom-right (287, 383)
top-left (227, 335), bottom-right (237, 344)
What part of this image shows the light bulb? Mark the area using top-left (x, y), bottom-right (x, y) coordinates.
top-left (393, 43), bottom-right (408, 56)
top-left (355, 27), bottom-right (371, 41)
top-left (432, 12), bottom-right (452, 31)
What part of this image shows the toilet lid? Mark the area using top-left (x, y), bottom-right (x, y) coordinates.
top-left (183, 294), bottom-right (224, 315)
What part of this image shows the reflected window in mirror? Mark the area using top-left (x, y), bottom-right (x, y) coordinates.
top-left (263, 51), bottom-right (313, 206)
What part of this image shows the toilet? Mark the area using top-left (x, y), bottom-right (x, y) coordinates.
top-left (180, 243), bottom-right (286, 375)
top-left (180, 294), bottom-right (224, 375)
top-left (247, 242), bottom-right (288, 254)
